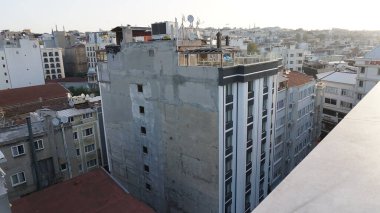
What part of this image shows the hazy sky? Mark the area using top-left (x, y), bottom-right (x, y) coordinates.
top-left (1, 0), bottom-right (379, 33)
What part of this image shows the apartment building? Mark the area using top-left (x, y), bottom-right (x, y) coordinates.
top-left (0, 84), bottom-right (103, 200)
top-left (317, 71), bottom-right (356, 138)
top-left (355, 45), bottom-right (380, 102)
top-left (85, 31), bottom-right (116, 89)
top-left (271, 71), bottom-right (319, 189)
top-left (41, 48), bottom-right (65, 80)
top-left (0, 38), bottom-right (45, 90)
top-left (99, 37), bottom-right (282, 212)
top-left (272, 44), bottom-right (310, 72)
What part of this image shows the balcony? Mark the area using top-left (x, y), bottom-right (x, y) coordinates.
top-left (263, 86), bottom-right (268, 94)
top-left (247, 140), bottom-right (253, 148)
top-left (248, 91), bottom-right (254, 99)
top-left (246, 161), bottom-right (252, 171)
top-left (225, 146), bottom-right (233, 155)
top-left (226, 95), bottom-right (233, 104)
top-left (225, 170), bottom-right (232, 179)
top-left (253, 83), bottom-right (380, 212)
top-left (245, 183), bottom-right (251, 192)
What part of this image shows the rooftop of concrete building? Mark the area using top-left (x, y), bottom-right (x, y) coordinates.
top-left (0, 83), bottom-right (69, 108)
top-left (283, 71), bottom-right (314, 87)
top-left (253, 82), bottom-right (380, 213)
top-left (317, 70), bottom-right (356, 85)
top-left (11, 168), bottom-right (155, 213)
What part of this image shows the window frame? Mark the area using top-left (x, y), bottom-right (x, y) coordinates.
top-left (11, 144), bottom-right (25, 157)
top-left (33, 139), bottom-right (44, 151)
top-left (11, 171), bottom-right (26, 187)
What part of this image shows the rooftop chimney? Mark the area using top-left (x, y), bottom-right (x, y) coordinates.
top-left (216, 32), bottom-right (221, 48)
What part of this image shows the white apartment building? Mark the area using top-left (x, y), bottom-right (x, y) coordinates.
top-left (317, 71), bottom-right (356, 138)
top-left (85, 31), bottom-right (116, 72)
top-left (0, 39), bottom-right (45, 90)
top-left (355, 46), bottom-right (380, 102)
top-left (272, 44), bottom-right (311, 72)
top-left (271, 71), bottom-right (318, 189)
top-left (41, 48), bottom-right (65, 80)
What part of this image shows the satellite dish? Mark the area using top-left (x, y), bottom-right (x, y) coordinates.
top-left (187, 15), bottom-right (194, 23)
top-left (60, 116), bottom-right (68, 124)
top-left (68, 99), bottom-right (74, 107)
top-left (52, 118), bottom-right (60, 126)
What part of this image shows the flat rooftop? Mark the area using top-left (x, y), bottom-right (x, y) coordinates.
top-left (253, 82), bottom-right (380, 212)
top-left (11, 168), bottom-right (155, 213)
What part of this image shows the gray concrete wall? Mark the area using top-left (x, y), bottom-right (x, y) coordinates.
top-left (101, 41), bottom-right (220, 212)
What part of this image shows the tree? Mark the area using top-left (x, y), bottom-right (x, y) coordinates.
top-left (247, 43), bottom-right (259, 55)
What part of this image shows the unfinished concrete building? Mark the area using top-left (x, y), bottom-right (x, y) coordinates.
top-left (99, 36), bottom-right (283, 212)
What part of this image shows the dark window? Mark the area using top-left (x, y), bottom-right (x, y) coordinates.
top-left (4, 72), bottom-right (7, 76)
top-left (50, 63), bottom-right (55, 68)
top-left (226, 134), bottom-right (232, 150)
top-left (43, 53), bottom-right (47, 57)
top-left (139, 106), bottom-right (145, 114)
top-left (45, 64), bottom-right (49, 68)
top-left (145, 183), bottom-right (151, 191)
top-left (55, 52), bottom-right (59, 56)
top-left (55, 57), bottom-right (60, 62)
top-left (137, 84), bottom-right (143, 92)
top-left (226, 84), bottom-right (232, 96)
top-left (56, 63), bottom-right (60, 67)
top-left (248, 103), bottom-right (253, 117)
top-left (143, 146), bottom-right (148, 154)
top-left (359, 80), bottom-right (363, 87)
top-left (52, 75), bottom-right (57, 79)
top-left (248, 81), bottom-right (254, 93)
top-left (5, 80), bottom-right (8, 83)
top-left (57, 69), bottom-right (61, 73)
top-left (44, 58), bottom-right (48, 62)
top-left (144, 164), bottom-right (149, 172)
top-left (76, 149), bottom-right (80, 156)
top-left (46, 70), bottom-right (50, 74)
top-left (141, 127), bottom-right (146, 135)
top-left (2, 64), bottom-right (5, 68)
top-left (361, 67), bottom-right (365, 73)
top-left (49, 58), bottom-right (54, 62)
top-left (58, 74), bottom-right (62, 78)
top-left (49, 52), bottom-right (53, 56)
top-left (246, 149), bottom-right (252, 164)
top-left (226, 109), bottom-right (232, 123)
top-left (226, 157), bottom-right (232, 172)
top-left (148, 49), bottom-right (154, 57)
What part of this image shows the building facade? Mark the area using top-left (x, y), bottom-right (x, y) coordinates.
top-left (0, 39), bottom-right (45, 90)
top-left (41, 48), bottom-right (65, 80)
top-left (99, 40), bottom-right (282, 212)
top-left (271, 71), bottom-right (319, 189)
top-left (317, 71), bottom-right (356, 138)
top-left (0, 90), bottom-right (103, 201)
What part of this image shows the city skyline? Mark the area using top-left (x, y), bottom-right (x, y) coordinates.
top-left (2, 0), bottom-right (379, 33)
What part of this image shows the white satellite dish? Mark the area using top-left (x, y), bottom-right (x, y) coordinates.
top-left (68, 99), bottom-right (74, 107)
top-left (60, 116), bottom-right (69, 124)
top-left (52, 118), bottom-right (60, 126)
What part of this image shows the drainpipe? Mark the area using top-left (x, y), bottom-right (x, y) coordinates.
top-left (26, 117), bottom-right (41, 190)
top-left (60, 124), bottom-right (72, 179)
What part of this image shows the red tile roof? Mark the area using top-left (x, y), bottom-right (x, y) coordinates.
top-left (285, 71), bottom-right (314, 87)
top-left (0, 83), bottom-right (69, 107)
top-left (11, 168), bottom-right (155, 213)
